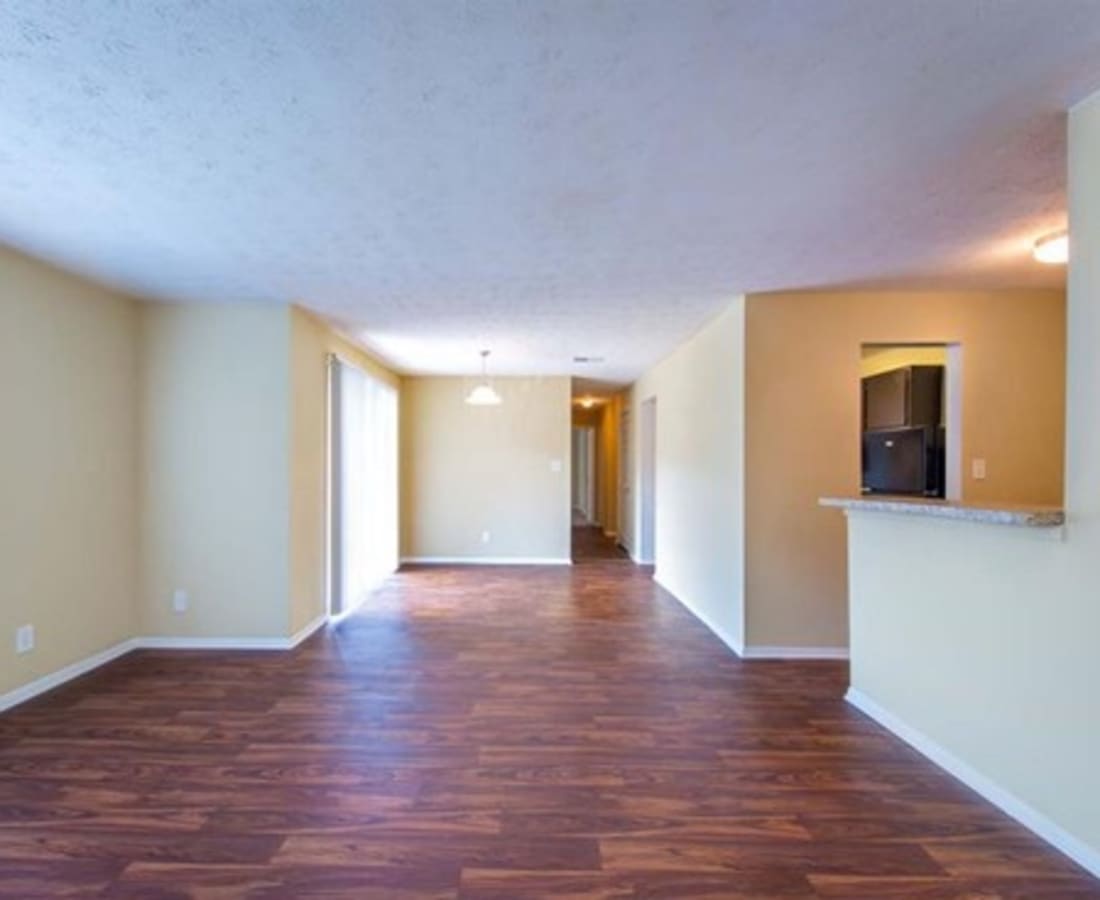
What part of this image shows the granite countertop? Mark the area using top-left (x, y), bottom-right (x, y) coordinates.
top-left (819, 495), bottom-right (1065, 528)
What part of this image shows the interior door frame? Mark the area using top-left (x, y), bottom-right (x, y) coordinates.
top-left (639, 396), bottom-right (657, 565)
top-left (619, 406), bottom-right (633, 553)
top-left (326, 355), bottom-right (344, 618)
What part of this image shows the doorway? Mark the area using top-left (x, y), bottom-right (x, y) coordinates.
top-left (619, 405), bottom-right (633, 553)
top-left (859, 343), bottom-right (961, 501)
top-left (571, 425), bottom-right (597, 525)
top-left (638, 396), bottom-right (657, 564)
top-left (570, 403), bottom-right (628, 563)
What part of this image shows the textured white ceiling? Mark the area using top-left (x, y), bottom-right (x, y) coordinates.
top-left (1, 1), bottom-right (1099, 381)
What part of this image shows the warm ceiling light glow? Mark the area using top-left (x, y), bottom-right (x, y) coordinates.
top-left (1033, 231), bottom-right (1069, 265)
top-left (580, 397), bottom-right (596, 409)
top-left (465, 350), bottom-right (502, 406)
top-left (465, 383), bottom-right (502, 406)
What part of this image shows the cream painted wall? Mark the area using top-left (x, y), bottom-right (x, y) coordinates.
top-left (0, 247), bottom-right (140, 696)
top-left (628, 300), bottom-right (746, 653)
top-left (289, 307), bottom-right (399, 633)
top-left (401, 377), bottom-right (571, 561)
top-left (0, 255), bottom-right (399, 700)
top-left (141, 303), bottom-right (291, 638)
top-left (745, 288), bottom-right (1065, 650)
top-left (844, 90), bottom-right (1100, 872)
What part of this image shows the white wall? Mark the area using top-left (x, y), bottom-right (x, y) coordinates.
top-left (844, 89), bottom-right (1100, 874)
top-left (0, 247), bottom-right (140, 697)
top-left (628, 299), bottom-right (746, 652)
top-left (140, 303), bottom-right (292, 638)
top-left (401, 376), bottom-right (571, 562)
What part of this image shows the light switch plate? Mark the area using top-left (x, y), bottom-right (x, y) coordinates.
top-left (15, 624), bottom-right (34, 654)
top-left (972, 458), bottom-right (987, 480)
top-left (549, 459), bottom-right (563, 473)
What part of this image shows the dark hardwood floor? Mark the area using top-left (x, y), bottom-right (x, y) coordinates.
top-left (572, 523), bottom-right (630, 563)
top-left (0, 561), bottom-right (1095, 898)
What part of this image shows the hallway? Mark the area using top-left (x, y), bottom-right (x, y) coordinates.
top-left (571, 521), bottom-right (630, 563)
top-left (0, 564), bottom-right (1093, 897)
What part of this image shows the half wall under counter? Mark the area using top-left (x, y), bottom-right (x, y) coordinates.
top-left (820, 494), bottom-right (1097, 877)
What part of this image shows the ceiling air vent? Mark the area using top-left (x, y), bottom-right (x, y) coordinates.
top-left (572, 356), bottom-right (605, 364)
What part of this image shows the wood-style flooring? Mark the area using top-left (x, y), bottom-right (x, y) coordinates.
top-left (572, 524), bottom-right (629, 563)
top-left (1, 551), bottom-right (1096, 898)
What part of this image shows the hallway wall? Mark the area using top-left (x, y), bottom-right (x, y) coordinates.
top-left (627, 299), bottom-right (746, 653)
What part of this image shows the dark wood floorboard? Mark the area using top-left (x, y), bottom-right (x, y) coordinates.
top-left (572, 524), bottom-right (630, 563)
top-left (0, 561), bottom-right (1095, 898)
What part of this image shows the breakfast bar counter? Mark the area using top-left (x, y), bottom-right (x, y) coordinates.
top-left (819, 495), bottom-right (1065, 528)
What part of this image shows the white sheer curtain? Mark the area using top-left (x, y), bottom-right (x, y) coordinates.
top-left (329, 357), bottom-right (399, 617)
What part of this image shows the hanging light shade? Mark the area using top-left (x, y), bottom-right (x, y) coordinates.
top-left (1033, 230), bottom-right (1069, 265)
top-left (465, 350), bottom-right (502, 406)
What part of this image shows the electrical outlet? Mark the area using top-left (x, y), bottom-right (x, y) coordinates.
top-left (481, 531), bottom-right (491, 544)
top-left (549, 459), bottom-right (563, 473)
top-left (172, 589), bottom-right (189, 613)
top-left (971, 458), bottom-right (987, 480)
top-left (15, 624), bottom-right (34, 654)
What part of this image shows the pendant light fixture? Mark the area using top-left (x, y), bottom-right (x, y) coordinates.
top-left (465, 349), bottom-right (502, 406)
top-left (1033, 230), bottom-right (1069, 265)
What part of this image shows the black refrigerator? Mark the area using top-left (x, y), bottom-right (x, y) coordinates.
top-left (861, 364), bottom-right (946, 498)
top-left (862, 425), bottom-right (945, 497)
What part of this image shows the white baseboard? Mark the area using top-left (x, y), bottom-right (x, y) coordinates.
top-left (400, 556), bottom-right (572, 566)
top-left (0, 637), bottom-right (140, 713)
top-left (651, 571), bottom-right (847, 663)
top-left (144, 612), bottom-right (326, 650)
top-left (653, 572), bottom-right (745, 657)
top-left (328, 594), bottom-right (369, 624)
top-left (288, 614), bottom-right (328, 647)
top-left (742, 645), bottom-right (849, 660)
top-left (0, 616), bottom-right (330, 715)
top-left (847, 687), bottom-right (1100, 879)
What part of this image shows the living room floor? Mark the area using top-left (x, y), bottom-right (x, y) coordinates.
top-left (0, 563), bottom-right (1094, 898)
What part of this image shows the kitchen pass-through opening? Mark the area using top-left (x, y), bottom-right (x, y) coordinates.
top-left (860, 343), bottom-right (962, 501)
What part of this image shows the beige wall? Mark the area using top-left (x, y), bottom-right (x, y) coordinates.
top-left (629, 300), bottom-right (746, 652)
top-left (745, 288), bottom-right (1065, 650)
top-left (844, 92), bottom-right (1100, 871)
top-left (0, 248), bottom-right (140, 697)
top-left (401, 376), bottom-right (571, 561)
top-left (288, 307), bottom-right (398, 633)
top-left (0, 256), bottom-right (399, 698)
top-left (140, 303), bottom-right (292, 638)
